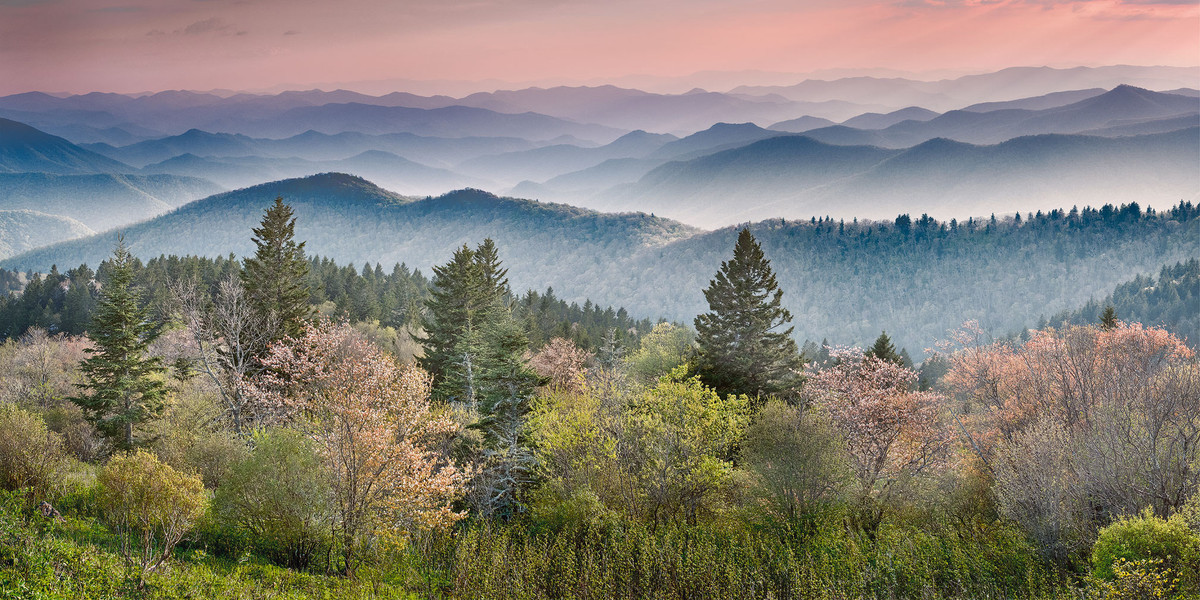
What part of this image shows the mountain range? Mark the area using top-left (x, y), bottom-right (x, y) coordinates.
top-left (593, 126), bottom-right (1199, 227)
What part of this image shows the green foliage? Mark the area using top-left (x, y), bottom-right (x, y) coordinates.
top-left (213, 428), bottom-right (331, 570)
top-left (624, 322), bottom-right (695, 387)
top-left (694, 228), bottom-right (803, 402)
top-left (864, 331), bottom-right (903, 366)
top-left (0, 403), bottom-right (72, 502)
top-left (530, 368), bottom-right (748, 527)
top-left (97, 449), bottom-right (208, 587)
top-left (1090, 508), bottom-right (1199, 589)
top-left (72, 237), bottom-right (167, 451)
top-left (446, 517), bottom-right (1062, 600)
top-left (630, 367), bottom-right (749, 525)
top-left (241, 196), bottom-right (311, 339)
top-left (740, 400), bottom-right (852, 533)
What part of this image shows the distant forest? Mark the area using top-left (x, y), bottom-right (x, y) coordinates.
top-left (0, 253), bottom-right (656, 353)
top-left (2, 198), bottom-right (1196, 356)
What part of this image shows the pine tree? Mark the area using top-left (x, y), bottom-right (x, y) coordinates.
top-left (694, 228), bottom-right (803, 402)
top-left (865, 331), bottom-right (903, 365)
top-left (420, 239), bottom-right (516, 405)
top-left (1100, 305), bottom-right (1118, 330)
top-left (72, 237), bottom-right (166, 450)
top-left (242, 197), bottom-right (310, 340)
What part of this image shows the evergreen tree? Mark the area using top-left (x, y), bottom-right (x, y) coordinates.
top-left (242, 197), bottom-right (310, 339)
top-left (694, 228), bottom-right (803, 402)
top-left (420, 239), bottom-right (515, 405)
top-left (72, 237), bottom-right (166, 450)
top-left (865, 331), bottom-right (903, 365)
top-left (474, 317), bottom-right (542, 519)
top-left (420, 240), bottom-right (540, 517)
top-left (1100, 305), bottom-right (1118, 330)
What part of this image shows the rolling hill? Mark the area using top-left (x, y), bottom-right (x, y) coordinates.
top-left (0, 210), bottom-right (94, 260)
top-left (5, 173), bottom-right (1196, 357)
top-left (0, 118), bottom-right (134, 174)
top-left (0, 172), bottom-right (224, 231)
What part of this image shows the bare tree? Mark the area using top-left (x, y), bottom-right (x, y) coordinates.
top-left (172, 273), bottom-right (278, 434)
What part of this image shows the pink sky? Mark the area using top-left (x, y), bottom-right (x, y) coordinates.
top-left (1, 0), bottom-right (1197, 95)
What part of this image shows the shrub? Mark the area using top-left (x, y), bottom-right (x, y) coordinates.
top-left (0, 403), bottom-right (71, 503)
top-left (213, 428), bottom-right (331, 569)
top-left (97, 449), bottom-right (208, 588)
top-left (1091, 507), bottom-right (1199, 592)
top-left (740, 399), bottom-right (851, 535)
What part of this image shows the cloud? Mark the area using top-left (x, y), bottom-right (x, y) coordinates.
top-left (283, 29), bottom-right (299, 35)
top-left (90, 5), bottom-right (144, 12)
top-left (897, 0), bottom-right (1195, 6)
top-left (179, 17), bottom-right (231, 35)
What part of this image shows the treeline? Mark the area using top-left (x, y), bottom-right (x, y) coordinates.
top-left (0, 255), bottom-right (655, 353)
top-left (1034, 258), bottom-right (1199, 347)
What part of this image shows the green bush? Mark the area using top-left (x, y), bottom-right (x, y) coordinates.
top-left (98, 449), bottom-right (209, 588)
top-left (0, 403), bottom-right (72, 504)
top-left (1091, 508), bottom-right (1199, 590)
top-left (213, 428), bottom-right (332, 570)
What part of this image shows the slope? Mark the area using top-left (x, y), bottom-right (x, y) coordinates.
top-left (0, 210), bottom-right (94, 260)
top-left (0, 118), bottom-right (134, 174)
top-left (0, 172), bottom-right (224, 231)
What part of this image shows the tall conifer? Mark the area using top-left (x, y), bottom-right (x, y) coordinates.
top-left (694, 228), bottom-right (802, 402)
top-left (242, 197), bottom-right (310, 339)
top-left (73, 237), bottom-right (166, 450)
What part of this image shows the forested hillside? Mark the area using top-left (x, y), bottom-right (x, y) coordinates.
top-left (0, 210), bottom-right (93, 259)
top-left (1038, 258), bottom-right (1200, 346)
top-left (4, 174), bottom-right (1195, 354)
top-left (0, 253), bottom-right (656, 353)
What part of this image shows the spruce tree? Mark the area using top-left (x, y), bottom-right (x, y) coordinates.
top-left (242, 197), bottom-right (310, 339)
top-left (694, 228), bottom-right (802, 402)
top-left (72, 237), bottom-right (166, 450)
top-left (420, 239), bottom-right (514, 405)
top-left (1100, 305), bottom-right (1118, 330)
top-left (420, 239), bottom-right (538, 517)
top-left (865, 331), bottom-right (903, 365)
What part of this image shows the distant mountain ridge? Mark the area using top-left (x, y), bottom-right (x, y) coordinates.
top-left (0, 118), bottom-right (134, 174)
top-left (594, 126), bottom-right (1199, 227)
top-left (798, 86), bottom-right (1199, 148)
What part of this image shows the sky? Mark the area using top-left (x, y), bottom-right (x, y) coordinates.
top-left (1, 0), bottom-right (1197, 95)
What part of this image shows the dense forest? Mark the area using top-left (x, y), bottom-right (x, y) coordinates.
top-left (0, 198), bottom-right (1197, 599)
top-left (3, 173), bottom-right (1197, 355)
top-left (1034, 258), bottom-right (1199, 347)
top-left (0, 253), bottom-right (656, 354)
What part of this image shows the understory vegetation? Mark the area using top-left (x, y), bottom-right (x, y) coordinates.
top-left (1, 199), bottom-right (1197, 599)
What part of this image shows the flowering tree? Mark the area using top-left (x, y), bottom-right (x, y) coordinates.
top-left (803, 349), bottom-right (950, 517)
top-left (245, 320), bottom-right (465, 576)
top-left (943, 321), bottom-right (1200, 560)
top-left (526, 337), bottom-right (591, 393)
